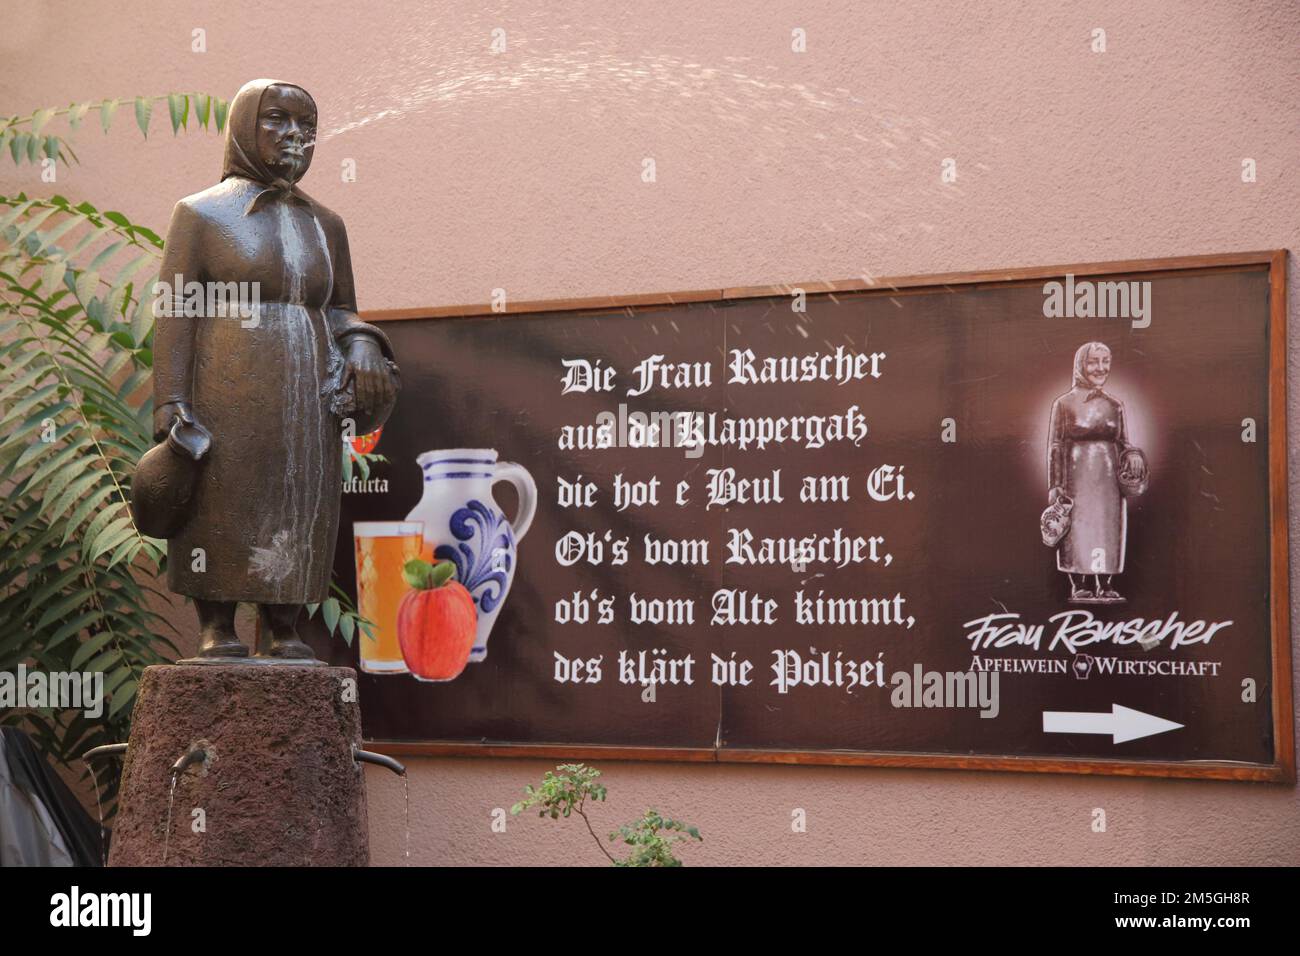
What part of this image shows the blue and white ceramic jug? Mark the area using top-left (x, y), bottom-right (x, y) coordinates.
top-left (405, 449), bottom-right (536, 661)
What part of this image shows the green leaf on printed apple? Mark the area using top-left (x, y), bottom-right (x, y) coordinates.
top-left (402, 558), bottom-right (456, 590)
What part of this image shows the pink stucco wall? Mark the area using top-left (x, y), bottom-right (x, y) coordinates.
top-left (3, 1), bottom-right (1297, 865)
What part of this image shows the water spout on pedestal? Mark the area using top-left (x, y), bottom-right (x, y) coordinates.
top-left (352, 744), bottom-right (405, 775)
top-left (170, 744), bottom-right (208, 778)
top-left (81, 742), bottom-right (129, 866)
top-left (162, 743), bottom-right (211, 866)
top-left (353, 745), bottom-right (410, 865)
top-left (83, 743), bottom-right (129, 761)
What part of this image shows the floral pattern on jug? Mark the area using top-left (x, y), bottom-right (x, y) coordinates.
top-left (405, 449), bottom-right (536, 661)
top-left (435, 500), bottom-right (513, 614)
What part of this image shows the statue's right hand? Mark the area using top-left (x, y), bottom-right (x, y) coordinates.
top-left (1048, 486), bottom-right (1064, 505)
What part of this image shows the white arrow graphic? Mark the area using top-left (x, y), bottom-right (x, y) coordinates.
top-left (1043, 704), bottom-right (1184, 744)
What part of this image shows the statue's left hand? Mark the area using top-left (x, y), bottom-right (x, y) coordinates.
top-left (344, 335), bottom-right (396, 413)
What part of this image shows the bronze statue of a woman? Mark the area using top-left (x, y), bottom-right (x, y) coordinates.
top-left (1045, 342), bottom-right (1148, 603)
top-left (146, 79), bottom-right (399, 660)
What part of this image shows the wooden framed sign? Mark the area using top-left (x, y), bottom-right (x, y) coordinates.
top-left (310, 251), bottom-right (1293, 782)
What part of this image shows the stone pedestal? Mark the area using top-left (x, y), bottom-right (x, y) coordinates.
top-left (108, 664), bottom-right (368, 867)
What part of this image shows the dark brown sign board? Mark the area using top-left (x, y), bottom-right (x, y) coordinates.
top-left (312, 251), bottom-right (1293, 782)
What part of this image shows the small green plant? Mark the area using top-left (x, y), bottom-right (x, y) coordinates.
top-left (510, 763), bottom-right (702, 866)
top-left (342, 443), bottom-right (387, 484)
top-left (304, 579), bottom-right (375, 647)
top-left (610, 809), bottom-right (703, 868)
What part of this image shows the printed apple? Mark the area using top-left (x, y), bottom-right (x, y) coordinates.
top-left (396, 558), bottom-right (477, 681)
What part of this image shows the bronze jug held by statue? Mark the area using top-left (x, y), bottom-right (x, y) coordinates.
top-left (130, 410), bottom-right (212, 539)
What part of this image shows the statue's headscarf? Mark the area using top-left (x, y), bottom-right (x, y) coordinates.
top-left (221, 78), bottom-right (317, 215)
top-left (1072, 341), bottom-right (1110, 400)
